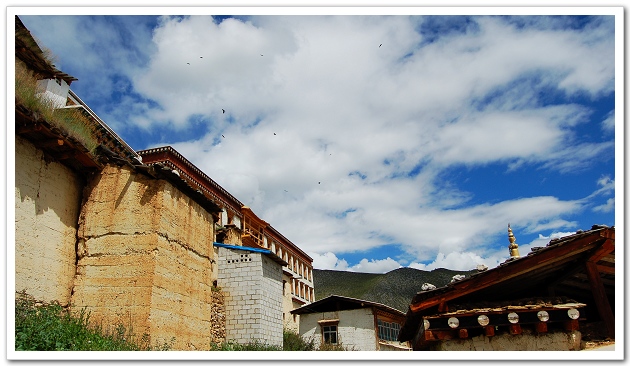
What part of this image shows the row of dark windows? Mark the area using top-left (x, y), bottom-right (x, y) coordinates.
top-left (377, 319), bottom-right (400, 342)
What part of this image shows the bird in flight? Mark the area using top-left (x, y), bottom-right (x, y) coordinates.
top-left (379, 44), bottom-right (382, 48)
top-left (274, 133), bottom-right (277, 135)
top-left (222, 109), bottom-right (225, 114)
top-left (187, 62), bottom-right (190, 65)
top-left (222, 135), bottom-right (225, 138)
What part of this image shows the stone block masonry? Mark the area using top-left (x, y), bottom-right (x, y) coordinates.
top-left (217, 246), bottom-right (284, 347)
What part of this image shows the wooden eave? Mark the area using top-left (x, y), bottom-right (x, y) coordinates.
top-left (291, 295), bottom-right (405, 317)
top-left (267, 224), bottom-right (313, 263)
top-left (242, 206), bottom-right (268, 228)
top-left (134, 162), bottom-right (222, 215)
top-left (399, 226), bottom-right (615, 342)
top-left (137, 146), bottom-right (243, 217)
top-left (15, 105), bottom-right (101, 175)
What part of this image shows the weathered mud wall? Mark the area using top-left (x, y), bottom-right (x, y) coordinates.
top-left (14, 136), bottom-right (82, 306)
top-left (433, 329), bottom-right (582, 351)
top-left (71, 165), bottom-right (224, 350)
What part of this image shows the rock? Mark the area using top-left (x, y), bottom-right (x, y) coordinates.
top-left (451, 274), bottom-right (466, 283)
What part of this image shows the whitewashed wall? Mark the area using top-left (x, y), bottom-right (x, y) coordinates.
top-left (299, 308), bottom-right (378, 351)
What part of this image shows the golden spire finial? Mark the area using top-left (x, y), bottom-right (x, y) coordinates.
top-left (508, 223), bottom-right (520, 258)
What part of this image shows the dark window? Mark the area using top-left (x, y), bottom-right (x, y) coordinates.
top-left (323, 325), bottom-right (338, 344)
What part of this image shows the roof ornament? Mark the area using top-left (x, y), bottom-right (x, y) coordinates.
top-left (508, 223), bottom-right (520, 259)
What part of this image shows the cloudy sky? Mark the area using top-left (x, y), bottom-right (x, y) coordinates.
top-left (15, 7), bottom-right (620, 273)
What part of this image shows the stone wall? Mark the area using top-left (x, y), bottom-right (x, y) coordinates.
top-left (14, 136), bottom-right (82, 306)
top-left (433, 329), bottom-right (582, 351)
top-left (71, 165), bottom-right (223, 350)
top-left (217, 247), bottom-right (284, 347)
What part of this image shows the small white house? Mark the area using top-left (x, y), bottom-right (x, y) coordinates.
top-left (291, 295), bottom-right (411, 351)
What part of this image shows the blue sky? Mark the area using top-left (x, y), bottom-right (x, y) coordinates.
top-left (14, 7), bottom-right (621, 273)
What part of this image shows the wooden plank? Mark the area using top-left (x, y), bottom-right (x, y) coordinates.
top-left (564, 319), bottom-right (579, 331)
top-left (15, 123), bottom-right (43, 134)
top-left (588, 239), bottom-right (615, 263)
top-left (484, 326), bottom-right (495, 337)
top-left (545, 263), bottom-right (585, 295)
top-left (596, 264), bottom-right (615, 275)
top-left (584, 261), bottom-right (615, 338)
top-left (438, 301), bottom-right (449, 312)
top-left (509, 324), bottom-right (522, 335)
top-left (599, 229), bottom-right (614, 240)
top-left (425, 330), bottom-right (438, 342)
top-left (571, 272), bottom-right (615, 286)
top-left (433, 330), bottom-right (455, 341)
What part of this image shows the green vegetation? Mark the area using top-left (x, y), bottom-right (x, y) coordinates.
top-left (15, 291), bottom-right (351, 351)
top-left (282, 328), bottom-right (315, 351)
top-left (14, 291), bottom-right (171, 351)
top-left (207, 329), bottom-right (351, 351)
top-left (209, 340), bottom-right (282, 351)
top-left (15, 59), bottom-right (99, 153)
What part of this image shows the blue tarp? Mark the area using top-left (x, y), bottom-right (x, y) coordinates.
top-left (213, 242), bottom-right (272, 255)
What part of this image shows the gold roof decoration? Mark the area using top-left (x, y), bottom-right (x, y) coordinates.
top-left (508, 223), bottom-right (520, 259)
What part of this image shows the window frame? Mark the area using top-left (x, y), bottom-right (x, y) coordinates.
top-left (322, 324), bottom-right (338, 344)
top-left (318, 319), bottom-right (340, 345)
top-left (377, 318), bottom-right (401, 342)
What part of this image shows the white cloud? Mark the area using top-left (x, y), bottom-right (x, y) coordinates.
top-left (601, 110), bottom-right (615, 132)
top-left (347, 258), bottom-right (402, 274)
top-left (409, 228), bottom-right (579, 272)
top-left (595, 175), bottom-right (615, 195)
top-left (409, 251), bottom-right (500, 272)
top-left (20, 14), bottom-right (615, 273)
top-left (310, 252), bottom-right (348, 271)
top-left (593, 198), bottom-right (615, 213)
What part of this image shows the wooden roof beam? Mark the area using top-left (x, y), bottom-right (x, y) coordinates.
top-left (588, 238), bottom-right (615, 263)
top-left (585, 261), bottom-right (615, 339)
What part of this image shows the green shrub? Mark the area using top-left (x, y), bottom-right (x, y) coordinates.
top-left (282, 328), bottom-right (315, 351)
top-left (209, 339), bottom-right (282, 351)
top-left (14, 291), bottom-right (169, 351)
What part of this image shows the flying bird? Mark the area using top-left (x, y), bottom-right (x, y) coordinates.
top-left (379, 44), bottom-right (382, 48)
top-left (186, 62), bottom-right (190, 65)
top-left (274, 133), bottom-right (276, 135)
top-left (222, 135), bottom-right (225, 138)
top-left (222, 109), bottom-right (225, 114)
top-left (200, 56), bottom-right (203, 58)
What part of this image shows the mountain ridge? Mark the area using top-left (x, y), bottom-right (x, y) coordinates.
top-left (313, 267), bottom-right (478, 312)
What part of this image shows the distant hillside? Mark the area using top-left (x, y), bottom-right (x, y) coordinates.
top-left (313, 267), bottom-right (477, 312)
